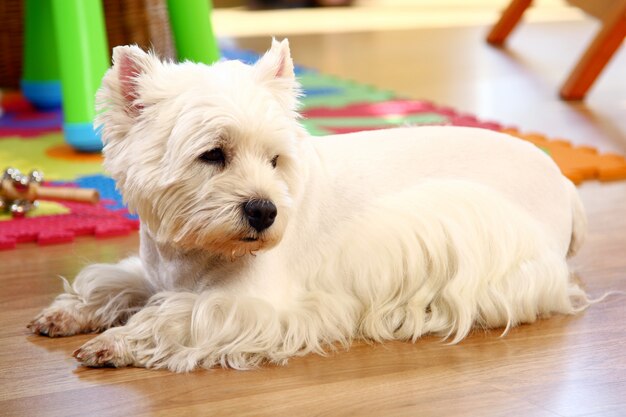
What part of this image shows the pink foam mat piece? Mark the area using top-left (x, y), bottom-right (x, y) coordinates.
top-left (302, 99), bottom-right (511, 133)
top-left (303, 99), bottom-right (438, 117)
top-left (0, 201), bottom-right (139, 249)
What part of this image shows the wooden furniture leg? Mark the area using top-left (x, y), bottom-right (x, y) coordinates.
top-left (487, 0), bottom-right (533, 46)
top-left (560, 2), bottom-right (626, 100)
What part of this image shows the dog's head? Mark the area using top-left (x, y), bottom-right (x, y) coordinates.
top-left (96, 39), bottom-right (305, 257)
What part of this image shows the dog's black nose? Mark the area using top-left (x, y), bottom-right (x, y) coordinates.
top-left (244, 200), bottom-right (277, 232)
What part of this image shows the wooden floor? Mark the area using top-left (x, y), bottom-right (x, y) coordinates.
top-left (2, 20), bottom-right (626, 417)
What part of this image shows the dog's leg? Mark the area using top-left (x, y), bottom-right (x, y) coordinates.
top-left (28, 256), bottom-right (154, 337)
top-left (566, 179), bottom-right (587, 257)
top-left (73, 289), bottom-right (357, 371)
top-left (73, 291), bottom-right (283, 370)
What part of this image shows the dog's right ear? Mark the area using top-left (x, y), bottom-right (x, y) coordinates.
top-left (96, 45), bottom-right (159, 143)
top-left (112, 45), bottom-right (155, 117)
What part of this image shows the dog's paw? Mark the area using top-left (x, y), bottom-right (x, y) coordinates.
top-left (73, 333), bottom-right (133, 368)
top-left (27, 308), bottom-right (85, 337)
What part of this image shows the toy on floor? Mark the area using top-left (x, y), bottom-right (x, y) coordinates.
top-left (1, 167), bottom-right (99, 218)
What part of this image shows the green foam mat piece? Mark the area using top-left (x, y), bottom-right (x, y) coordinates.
top-left (299, 73), bottom-right (395, 108)
top-left (0, 134), bottom-right (104, 181)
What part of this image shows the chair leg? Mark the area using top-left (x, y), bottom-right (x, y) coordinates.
top-left (560, 2), bottom-right (626, 101)
top-left (21, 0), bottom-right (61, 109)
top-left (51, 0), bottom-right (109, 152)
top-left (166, 0), bottom-right (220, 65)
top-left (486, 0), bottom-right (533, 46)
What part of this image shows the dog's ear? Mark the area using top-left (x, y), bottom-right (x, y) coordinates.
top-left (255, 38), bottom-right (295, 82)
top-left (111, 45), bottom-right (158, 117)
top-left (96, 45), bottom-right (160, 144)
top-left (113, 46), bottom-right (151, 116)
top-left (254, 39), bottom-right (300, 112)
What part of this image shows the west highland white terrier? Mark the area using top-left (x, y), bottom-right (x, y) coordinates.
top-left (29, 39), bottom-right (590, 371)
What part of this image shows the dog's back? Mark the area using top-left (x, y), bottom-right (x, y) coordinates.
top-left (311, 125), bottom-right (579, 258)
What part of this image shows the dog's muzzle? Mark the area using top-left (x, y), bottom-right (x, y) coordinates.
top-left (243, 199), bottom-right (277, 233)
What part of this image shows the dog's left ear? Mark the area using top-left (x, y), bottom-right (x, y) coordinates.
top-left (255, 38), bottom-right (295, 81)
top-left (254, 39), bottom-right (300, 110)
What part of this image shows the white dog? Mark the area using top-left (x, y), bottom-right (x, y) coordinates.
top-left (28, 39), bottom-right (589, 371)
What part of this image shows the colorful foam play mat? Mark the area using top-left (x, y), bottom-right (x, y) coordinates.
top-left (2, 48), bottom-right (626, 250)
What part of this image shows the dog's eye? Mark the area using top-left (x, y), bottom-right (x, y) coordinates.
top-left (271, 155), bottom-right (279, 168)
top-left (199, 148), bottom-right (226, 165)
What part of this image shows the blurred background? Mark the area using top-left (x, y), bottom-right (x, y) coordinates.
top-left (213, 0), bottom-right (584, 36)
top-left (2, 0), bottom-right (625, 150)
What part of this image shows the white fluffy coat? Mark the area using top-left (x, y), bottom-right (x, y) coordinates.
top-left (29, 40), bottom-right (588, 372)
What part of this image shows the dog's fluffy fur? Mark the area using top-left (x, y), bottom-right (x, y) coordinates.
top-left (29, 39), bottom-right (590, 372)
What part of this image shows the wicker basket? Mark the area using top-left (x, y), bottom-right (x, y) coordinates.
top-left (0, 0), bottom-right (24, 89)
top-left (103, 0), bottom-right (175, 59)
top-left (0, 0), bottom-right (176, 89)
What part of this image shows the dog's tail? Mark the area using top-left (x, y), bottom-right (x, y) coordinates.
top-left (567, 179), bottom-right (587, 257)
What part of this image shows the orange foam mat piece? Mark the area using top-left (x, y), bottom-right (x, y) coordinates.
top-left (502, 129), bottom-right (626, 184)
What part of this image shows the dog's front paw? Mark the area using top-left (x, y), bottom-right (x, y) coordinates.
top-left (28, 308), bottom-right (85, 337)
top-left (73, 332), bottom-right (134, 368)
